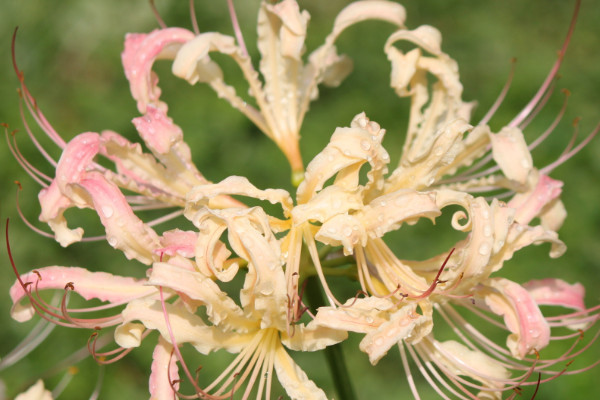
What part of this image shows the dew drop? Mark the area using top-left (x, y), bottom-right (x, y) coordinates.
top-left (483, 225), bottom-right (492, 237)
top-left (343, 227), bottom-right (353, 237)
top-left (101, 206), bottom-right (114, 219)
top-left (478, 243), bottom-right (490, 255)
top-left (374, 337), bottom-right (384, 346)
top-left (108, 237), bottom-right (118, 247)
top-left (365, 316), bottom-right (374, 324)
top-left (360, 140), bottom-right (371, 151)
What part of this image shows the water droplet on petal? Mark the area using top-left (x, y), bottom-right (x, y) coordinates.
top-left (478, 243), bottom-right (490, 255)
top-left (101, 206), bottom-right (114, 218)
top-left (108, 237), bottom-right (118, 247)
top-left (360, 140), bottom-right (371, 151)
top-left (483, 225), bottom-right (492, 237)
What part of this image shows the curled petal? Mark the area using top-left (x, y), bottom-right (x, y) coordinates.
top-left (292, 186), bottom-right (363, 226)
top-left (490, 126), bottom-right (533, 185)
top-left (297, 112), bottom-right (388, 204)
top-left (131, 106), bottom-right (210, 197)
top-left (148, 262), bottom-right (255, 332)
top-left (10, 266), bottom-right (156, 322)
top-left (263, 0), bottom-right (310, 60)
top-left (508, 173), bottom-right (563, 226)
top-left (77, 172), bottom-right (161, 264)
top-left (186, 175), bottom-right (292, 214)
top-left (361, 190), bottom-right (440, 238)
top-left (172, 32), bottom-right (240, 84)
top-left (38, 132), bottom-right (101, 246)
top-left (116, 298), bottom-right (252, 354)
top-left (122, 28), bottom-right (196, 113)
top-left (313, 297), bottom-right (396, 334)
top-left (360, 302), bottom-right (432, 365)
top-left (481, 278), bottom-right (550, 358)
top-left (427, 339), bottom-right (510, 392)
top-left (330, 1), bottom-right (406, 38)
top-left (281, 320), bottom-right (347, 352)
top-left (38, 180), bottom-right (83, 247)
top-left (523, 278), bottom-right (586, 311)
top-left (149, 336), bottom-right (179, 399)
top-left (156, 229), bottom-right (197, 258)
top-left (274, 344), bottom-right (328, 400)
top-left (316, 213), bottom-right (366, 255)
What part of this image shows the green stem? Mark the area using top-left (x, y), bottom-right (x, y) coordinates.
top-left (304, 277), bottom-right (358, 400)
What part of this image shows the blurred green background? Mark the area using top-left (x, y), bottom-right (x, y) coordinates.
top-left (1, 0), bottom-right (598, 399)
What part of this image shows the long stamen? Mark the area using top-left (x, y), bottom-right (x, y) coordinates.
top-left (227, 0), bottom-right (248, 57)
top-left (508, 0), bottom-right (580, 128)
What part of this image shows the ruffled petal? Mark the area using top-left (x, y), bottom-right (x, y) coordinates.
top-left (479, 278), bottom-right (550, 358)
top-left (10, 266), bottom-right (156, 322)
top-left (122, 28), bottom-right (195, 113)
top-left (116, 298), bottom-right (252, 354)
top-left (149, 336), bottom-right (179, 400)
top-left (274, 344), bottom-right (328, 400)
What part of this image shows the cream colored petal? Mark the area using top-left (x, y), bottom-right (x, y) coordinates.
top-left (313, 297), bottom-right (395, 334)
top-left (361, 189), bottom-right (440, 238)
top-left (172, 32), bottom-right (238, 84)
top-left (186, 176), bottom-right (293, 215)
top-left (539, 199), bottom-right (567, 232)
top-left (488, 223), bottom-right (566, 273)
top-left (15, 380), bottom-right (52, 400)
top-left (149, 262), bottom-right (256, 333)
top-left (117, 298), bottom-right (253, 354)
top-left (386, 119), bottom-right (472, 191)
top-left (302, 1), bottom-right (405, 115)
top-left (274, 344), bottom-right (328, 400)
top-left (38, 180), bottom-right (83, 247)
top-left (297, 113), bottom-right (388, 204)
top-left (281, 319), bottom-right (347, 352)
top-left (360, 302), bottom-right (432, 365)
top-left (292, 185), bottom-right (363, 226)
top-left (264, 0), bottom-right (310, 60)
top-left (192, 215), bottom-right (239, 282)
top-left (330, 1), bottom-right (406, 39)
top-left (428, 339), bottom-right (510, 392)
top-left (490, 126), bottom-right (533, 185)
top-left (316, 213), bottom-right (367, 255)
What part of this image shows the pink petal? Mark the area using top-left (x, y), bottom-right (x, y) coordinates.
top-left (9, 266), bottom-right (156, 322)
top-left (523, 278), bottom-right (585, 311)
top-left (54, 132), bottom-right (101, 195)
top-left (149, 337), bottom-right (179, 400)
top-left (483, 278), bottom-right (550, 358)
top-left (77, 172), bottom-right (161, 264)
top-left (508, 174), bottom-right (563, 225)
top-left (132, 105), bottom-right (183, 155)
top-left (122, 28), bottom-right (196, 113)
top-left (156, 229), bottom-right (197, 258)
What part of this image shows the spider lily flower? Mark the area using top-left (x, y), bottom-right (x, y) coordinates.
top-left (114, 212), bottom-right (346, 399)
top-left (314, 276), bottom-right (599, 399)
top-left (169, 0), bottom-right (407, 182)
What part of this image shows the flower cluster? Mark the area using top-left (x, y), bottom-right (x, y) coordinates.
top-left (6, 1), bottom-right (598, 399)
